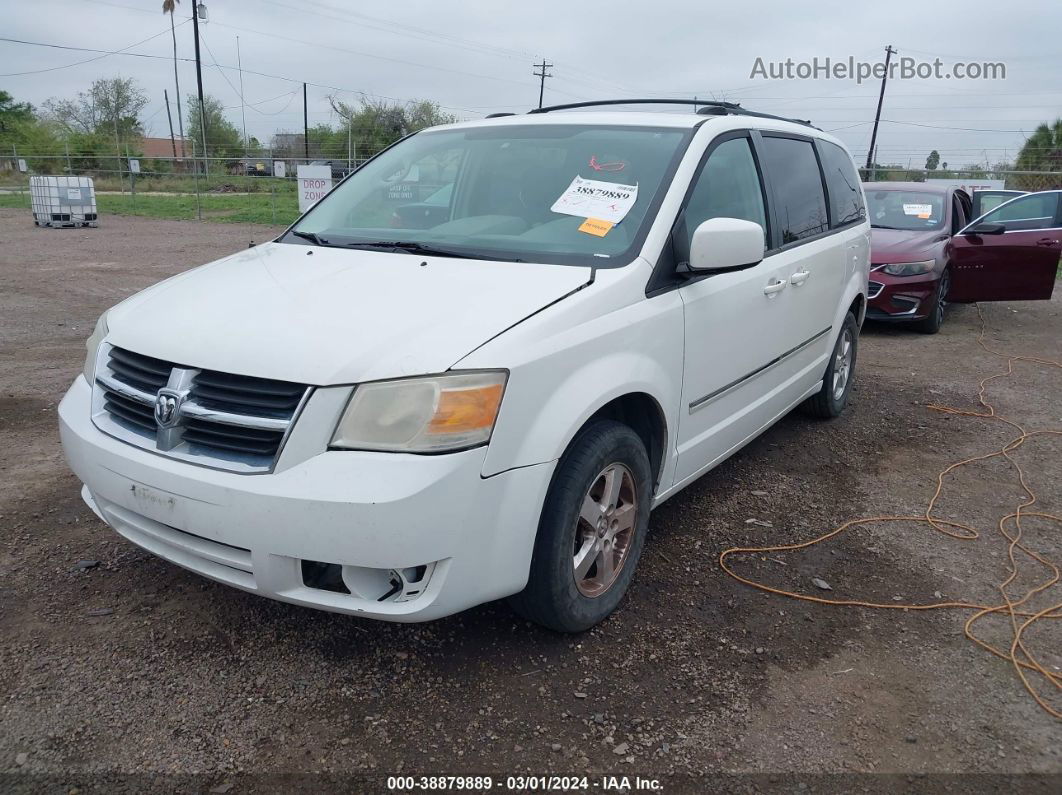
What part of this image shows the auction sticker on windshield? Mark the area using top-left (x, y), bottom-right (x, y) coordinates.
top-left (903, 203), bottom-right (934, 219)
top-left (551, 176), bottom-right (638, 224)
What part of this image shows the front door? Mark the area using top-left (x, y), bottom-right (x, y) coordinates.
top-left (673, 133), bottom-right (818, 486)
top-left (950, 191), bottom-right (1061, 302)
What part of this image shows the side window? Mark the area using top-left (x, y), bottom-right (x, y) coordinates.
top-left (759, 136), bottom-right (829, 244)
top-left (978, 192), bottom-right (1061, 231)
top-left (818, 141), bottom-right (866, 229)
top-left (681, 137), bottom-right (767, 256)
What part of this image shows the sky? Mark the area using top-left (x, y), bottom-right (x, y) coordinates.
top-left (3, 0), bottom-right (1060, 170)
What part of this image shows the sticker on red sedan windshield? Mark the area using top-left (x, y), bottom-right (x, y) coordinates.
top-left (903, 203), bottom-right (934, 219)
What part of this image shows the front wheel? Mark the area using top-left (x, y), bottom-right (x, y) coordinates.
top-left (802, 312), bottom-right (858, 418)
top-left (914, 267), bottom-right (949, 334)
top-left (508, 420), bottom-right (652, 632)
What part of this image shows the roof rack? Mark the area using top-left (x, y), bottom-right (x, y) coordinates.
top-left (521, 98), bottom-right (815, 128)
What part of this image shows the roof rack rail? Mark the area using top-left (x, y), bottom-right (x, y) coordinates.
top-left (524, 98), bottom-right (816, 128)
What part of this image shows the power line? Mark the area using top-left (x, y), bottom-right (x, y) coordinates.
top-left (0, 35), bottom-right (481, 115)
top-left (0, 22), bottom-right (187, 77)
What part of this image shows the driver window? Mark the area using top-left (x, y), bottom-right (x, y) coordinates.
top-left (682, 137), bottom-right (767, 257)
top-left (979, 193), bottom-right (1060, 231)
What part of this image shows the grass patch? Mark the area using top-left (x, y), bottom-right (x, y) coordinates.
top-left (0, 190), bottom-right (299, 226)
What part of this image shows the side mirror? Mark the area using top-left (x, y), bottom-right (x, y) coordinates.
top-left (687, 217), bottom-right (765, 272)
top-left (964, 222), bottom-right (1006, 236)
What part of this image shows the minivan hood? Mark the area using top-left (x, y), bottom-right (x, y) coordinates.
top-left (870, 227), bottom-right (946, 263)
top-left (106, 242), bottom-right (592, 385)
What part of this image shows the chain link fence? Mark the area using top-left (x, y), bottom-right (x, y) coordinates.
top-left (860, 167), bottom-right (1062, 192)
top-left (0, 150), bottom-right (369, 227)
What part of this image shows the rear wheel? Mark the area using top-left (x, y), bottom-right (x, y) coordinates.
top-left (802, 312), bottom-right (858, 418)
top-left (914, 267), bottom-right (949, 334)
top-left (509, 420), bottom-right (652, 632)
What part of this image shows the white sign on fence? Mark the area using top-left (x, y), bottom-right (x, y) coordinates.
top-left (273, 160), bottom-right (286, 179)
top-left (296, 164), bottom-right (332, 212)
top-left (128, 159), bottom-right (141, 174)
top-left (925, 178), bottom-right (1005, 193)
top-left (17, 159), bottom-right (27, 172)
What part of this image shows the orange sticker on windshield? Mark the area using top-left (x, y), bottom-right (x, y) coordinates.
top-left (579, 218), bottom-right (614, 237)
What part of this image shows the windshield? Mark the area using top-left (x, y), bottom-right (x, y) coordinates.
top-left (285, 124), bottom-right (691, 265)
top-left (867, 190), bottom-right (946, 231)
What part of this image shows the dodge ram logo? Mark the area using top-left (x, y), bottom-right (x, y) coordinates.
top-left (154, 389), bottom-right (184, 428)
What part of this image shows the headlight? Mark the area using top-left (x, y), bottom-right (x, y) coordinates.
top-left (330, 371), bottom-right (508, 453)
top-left (82, 312), bottom-right (109, 384)
top-left (881, 260), bottom-right (934, 276)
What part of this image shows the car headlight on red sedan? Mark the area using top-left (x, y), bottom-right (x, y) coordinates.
top-left (881, 260), bottom-right (935, 276)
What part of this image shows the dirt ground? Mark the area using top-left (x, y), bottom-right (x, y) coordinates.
top-left (1, 210), bottom-right (1059, 792)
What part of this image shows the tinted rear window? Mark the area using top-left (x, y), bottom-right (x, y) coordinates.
top-left (759, 136), bottom-right (829, 244)
top-left (818, 141), bottom-right (866, 228)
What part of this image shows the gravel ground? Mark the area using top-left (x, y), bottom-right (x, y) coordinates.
top-left (1, 210), bottom-right (1060, 792)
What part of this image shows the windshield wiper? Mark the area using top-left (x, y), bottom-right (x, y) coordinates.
top-left (290, 229), bottom-right (331, 246)
top-left (342, 240), bottom-right (521, 261)
top-left (870, 224), bottom-right (899, 230)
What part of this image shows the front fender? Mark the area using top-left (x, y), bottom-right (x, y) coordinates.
top-left (460, 273), bottom-right (684, 480)
top-left (489, 351), bottom-right (676, 479)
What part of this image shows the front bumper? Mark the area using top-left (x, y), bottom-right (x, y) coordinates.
top-left (866, 271), bottom-right (937, 322)
top-left (59, 376), bottom-right (556, 622)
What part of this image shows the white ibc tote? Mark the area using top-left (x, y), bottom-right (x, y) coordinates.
top-left (30, 176), bottom-right (99, 228)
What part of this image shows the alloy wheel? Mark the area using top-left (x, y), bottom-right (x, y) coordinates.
top-left (832, 328), bottom-right (853, 401)
top-left (573, 463), bottom-right (637, 598)
top-left (936, 270), bottom-right (950, 325)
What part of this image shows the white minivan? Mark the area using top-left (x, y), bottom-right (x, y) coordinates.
top-left (59, 100), bottom-right (870, 631)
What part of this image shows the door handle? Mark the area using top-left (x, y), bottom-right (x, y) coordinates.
top-left (763, 278), bottom-right (788, 296)
top-left (789, 269), bottom-right (811, 286)
top-left (1036, 238), bottom-right (1060, 247)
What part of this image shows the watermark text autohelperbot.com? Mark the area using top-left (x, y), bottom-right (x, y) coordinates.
top-left (750, 56), bottom-right (1006, 84)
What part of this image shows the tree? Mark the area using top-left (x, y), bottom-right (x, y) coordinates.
top-left (327, 96), bottom-right (460, 161)
top-left (43, 77), bottom-right (148, 148)
top-left (162, 0), bottom-right (186, 157)
top-left (405, 100), bottom-right (458, 133)
top-left (925, 150), bottom-right (940, 170)
top-left (1016, 119), bottom-right (1062, 173)
top-left (186, 93), bottom-right (243, 159)
top-left (0, 90), bottom-right (34, 134)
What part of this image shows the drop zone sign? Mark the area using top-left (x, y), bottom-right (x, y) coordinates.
top-left (297, 165), bottom-right (333, 212)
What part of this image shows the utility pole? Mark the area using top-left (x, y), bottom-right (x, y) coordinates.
top-left (237, 36), bottom-right (248, 156)
top-left (167, 5), bottom-right (185, 159)
top-left (533, 60), bottom-right (553, 109)
top-left (164, 89), bottom-right (177, 159)
top-left (865, 45), bottom-right (896, 173)
top-left (191, 0), bottom-right (208, 175)
top-left (303, 83), bottom-right (309, 162)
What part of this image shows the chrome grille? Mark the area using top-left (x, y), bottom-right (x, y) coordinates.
top-left (868, 280), bottom-right (884, 298)
top-left (107, 347), bottom-right (171, 393)
top-left (92, 345), bottom-right (309, 473)
top-left (191, 370), bottom-right (306, 418)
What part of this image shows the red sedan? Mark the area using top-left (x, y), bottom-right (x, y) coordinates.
top-left (865, 184), bottom-right (1060, 333)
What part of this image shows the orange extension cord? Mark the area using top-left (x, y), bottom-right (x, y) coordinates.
top-left (719, 304), bottom-right (1062, 718)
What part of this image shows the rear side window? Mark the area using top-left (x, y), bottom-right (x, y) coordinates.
top-left (759, 136), bottom-right (829, 244)
top-left (818, 141), bottom-right (866, 228)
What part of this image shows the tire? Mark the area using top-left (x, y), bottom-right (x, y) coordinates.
top-left (802, 311), bottom-right (858, 419)
top-left (914, 267), bottom-right (949, 335)
top-left (508, 419), bottom-right (652, 632)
